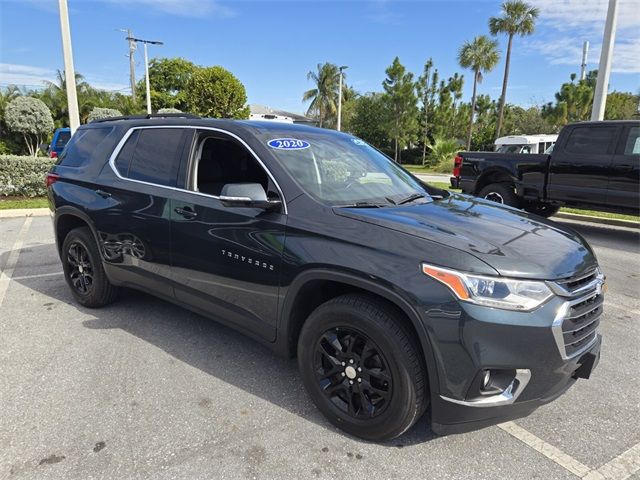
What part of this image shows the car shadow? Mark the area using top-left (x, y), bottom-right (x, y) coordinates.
top-left (5, 244), bottom-right (437, 446)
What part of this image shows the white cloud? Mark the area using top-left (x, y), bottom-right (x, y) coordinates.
top-left (0, 63), bottom-right (55, 88)
top-left (526, 0), bottom-right (640, 73)
top-left (103, 0), bottom-right (235, 18)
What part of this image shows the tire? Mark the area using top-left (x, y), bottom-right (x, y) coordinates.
top-left (478, 183), bottom-right (520, 208)
top-left (61, 226), bottom-right (118, 308)
top-left (523, 203), bottom-right (560, 218)
top-left (298, 294), bottom-right (427, 441)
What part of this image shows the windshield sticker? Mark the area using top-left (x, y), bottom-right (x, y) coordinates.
top-left (351, 138), bottom-right (367, 146)
top-left (267, 138), bottom-right (310, 150)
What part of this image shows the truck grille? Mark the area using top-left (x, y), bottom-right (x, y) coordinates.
top-left (550, 269), bottom-right (604, 359)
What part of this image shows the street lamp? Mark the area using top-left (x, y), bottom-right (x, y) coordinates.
top-left (591, 0), bottom-right (618, 121)
top-left (126, 36), bottom-right (164, 114)
top-left (337, 65), bottom-right (348, 131)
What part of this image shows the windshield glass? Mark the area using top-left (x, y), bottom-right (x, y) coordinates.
top-left (258, 131), bottom-right (431, 206)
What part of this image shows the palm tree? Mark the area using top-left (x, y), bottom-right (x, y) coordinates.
top-left (303, 63), bottom-right (340, 128)
top-left (458, 35), bottom-right (500, 150)
top-left (490, 0), bottom-right (539, 139)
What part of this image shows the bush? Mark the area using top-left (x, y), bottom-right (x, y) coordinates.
top-left (0, 155), bottom-right (55, 197)
top-left (157, 107), bottom-right (182, 114)
top-left (87, 107), bottom-right (122, 123)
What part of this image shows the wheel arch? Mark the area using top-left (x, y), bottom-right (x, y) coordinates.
top-left (474, 167), bottom-right (516, 195)
top-left (277, 269), bottom-right (440, 398)
top-left (54, 207), bottom-right (100, 257)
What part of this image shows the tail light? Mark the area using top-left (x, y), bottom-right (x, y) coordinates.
top-left (50, 151), bottom-right (58, 158)
top-left (453, 155), bottom-right (463, 177)
top-left (45, 173), bottom-right (59, 187)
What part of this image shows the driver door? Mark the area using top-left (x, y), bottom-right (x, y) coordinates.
top-left (170, 129), bottom-right (286, 342)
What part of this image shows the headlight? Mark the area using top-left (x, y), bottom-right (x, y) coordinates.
top-left (421, 263), bottom-right (553, 311)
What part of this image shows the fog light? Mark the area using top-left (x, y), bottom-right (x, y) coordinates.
top-left (482, 370), bottom-right (491, 389)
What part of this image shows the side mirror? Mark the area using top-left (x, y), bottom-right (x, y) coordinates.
top-left (219, 183), bottom-right (282, 211)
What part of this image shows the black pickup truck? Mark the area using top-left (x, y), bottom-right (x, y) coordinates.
top-left (451, 120), bottom-right (639, 217)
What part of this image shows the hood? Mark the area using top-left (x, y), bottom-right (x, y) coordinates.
top-left (335, 193), bottom-right (597, 280)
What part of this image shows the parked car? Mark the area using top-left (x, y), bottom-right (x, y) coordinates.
top-left (451, 120), bottom-right (640, 217)
top-left (494, 134), bottom-right (557, 154)
top-left (44, 128), bottom-right (71, 158)
top-left (47, 114), bottom-right (604, 441)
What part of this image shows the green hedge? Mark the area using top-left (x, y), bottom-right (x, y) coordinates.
top-left (0, 155), bottom-right (55, 197)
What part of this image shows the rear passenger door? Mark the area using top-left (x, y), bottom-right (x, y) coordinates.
top-left (169, 129), bottom-right (286, 342)
top-left (547, 125), bottom-right (618, 207)
top-left (92, 126), bottom-right (191, 297)
top-left (606, 124), bottom-right (640, 212)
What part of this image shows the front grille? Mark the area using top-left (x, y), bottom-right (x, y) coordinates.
top-left (550, 269), bottom-right (604, 359)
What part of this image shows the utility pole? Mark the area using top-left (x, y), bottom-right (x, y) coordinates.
top-left (580, 40), bottom-right (589, 81)
top-left (337, 65), bottom-right (348, 131)
top-left (126, 36), bottom-right (163, 114)
top-left (120, 29), bottom-right (137, 102)
top-left (57, 0), bottom-right (80, 134)
top-left (591, 0), bottom-right (618, 121)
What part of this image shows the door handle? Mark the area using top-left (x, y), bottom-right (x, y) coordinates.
top-left (174, 207), bottom-right (197, 219)
top-left (95, 189), bottom-right (112, 198)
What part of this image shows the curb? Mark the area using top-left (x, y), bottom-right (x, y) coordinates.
top-left (553, 212), bottom-right (639, 230)
top-left (0, 208), bottom-right (50, 219)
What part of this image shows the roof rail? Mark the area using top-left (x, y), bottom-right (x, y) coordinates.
top-left (91, 113), bottom-right (201, 123)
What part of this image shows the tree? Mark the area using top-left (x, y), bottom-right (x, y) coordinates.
top-left (183, 66), bottom-right (250, 119)
top-left (458, 35), bottom-right (500, 150)
top-left (542, 72), bottom-right (596, 127)
top-left (139, 57), bottom-right (197, 111)
top-left (5, 96), bottom-right (54, 156)
top-left (158, 107), bottom-right (182, 114)
top-left (605, 91), bottom-right (640, 119)
top-left (346, 93), bottom-right (391, 150)
top-left (302, 63), bottom-right (340, 128)
top-left (490, 0), bottom-right (539, 139)
top-left (87, 107), bottom-right (122, 123)
top-left (382, 57), bottom-right (419, 162)
top-left (417, 59), bottom-right (435, 165)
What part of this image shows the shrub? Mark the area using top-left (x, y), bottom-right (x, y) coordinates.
top-left (87, 107), bottom-right (122, 123)
top-left (5, 97), bottom-right (54, 157)
top-left (0, 155), bottom-right (55, 197)
top-left (157, 107), bottom-right (182, 114)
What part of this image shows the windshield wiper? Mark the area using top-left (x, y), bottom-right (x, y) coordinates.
top-left (396, 192), bottom-right (426, 205)
top-left (338, 201), bottom-right (390, 208)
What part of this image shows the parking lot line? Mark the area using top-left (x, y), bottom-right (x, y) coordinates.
top-left (0, 216), bottom-right (32, 307)
top-left (584, 441), bottom-right (640, 480)
top-left (11, 271), bottom-right (63, 281)
top-left (498, 421), bottom-right (592, 477)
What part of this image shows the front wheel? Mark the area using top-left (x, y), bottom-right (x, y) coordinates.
top-left (478, 183), bottom-right (520, 208)
top-left (298, 294), bottom-right (427, 441)
top-left (523, 203), bottom-right (560, 218)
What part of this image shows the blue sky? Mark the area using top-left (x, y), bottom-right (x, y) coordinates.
top-left (1, 0), bottom-right (639, 114)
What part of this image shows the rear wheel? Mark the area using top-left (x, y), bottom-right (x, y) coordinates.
top-left (478, 183), bottom-right (520, 208)
top-left (62, 226), bottom-right (118, 308)
top-left (298, 294), bottom-right (427, 441)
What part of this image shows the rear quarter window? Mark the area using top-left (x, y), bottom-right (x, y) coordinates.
top-left (57, 127), bottom-right (114, 167)
top-left (564, 126), bottom-right (616, 155)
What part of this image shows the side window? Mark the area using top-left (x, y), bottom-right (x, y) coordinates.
top-left (57, 127), bottom-right (113, 167)
top-left (623, 126), bottom-right (640, 155)
top-left (115, 128), bottom-right (184, 187)
top-left (564, 126), bottom-right (616, 155)
top-left (191, 134), bottom-right (269, 197)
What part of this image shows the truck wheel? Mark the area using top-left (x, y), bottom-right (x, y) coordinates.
top-left (297, 294), bottom-right (427, 441)
top-left (478, 183), bottom-right (520, 208)
top-left (62, 226), bottom-right (118, 308)
top-left (524, 203), bottom-right (560, 218)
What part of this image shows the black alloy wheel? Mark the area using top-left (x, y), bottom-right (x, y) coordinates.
top-left (315, 327), bottom-right (392, 419)
top-left (67, 241), bottom-right (94, 295)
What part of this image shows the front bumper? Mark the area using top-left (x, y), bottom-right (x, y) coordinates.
top-left (423, 272), bottom-right (604, 435)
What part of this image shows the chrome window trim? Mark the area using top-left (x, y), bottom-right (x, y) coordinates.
top-left (107, 125), bottom-right (288, 214)
top-left (440, 369), bottom-right (531, 407)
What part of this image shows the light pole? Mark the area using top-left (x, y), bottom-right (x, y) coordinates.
top-left (57, 0), bottom-right (80, 134)
top-left (591, 0), bottom-right (619, 121)
top-left (126, 36), bottom-right (163, 114)
top-left (337, 65), bottom-right (348, 131)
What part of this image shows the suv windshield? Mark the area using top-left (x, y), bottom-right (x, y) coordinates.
top-left (258, 131), bottom-right (430, 206)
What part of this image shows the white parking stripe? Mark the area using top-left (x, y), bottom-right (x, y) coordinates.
top-left (0, 217), bottom-right (32, 307)
top-left (585, 442), bottom-right (640, 480)
top-left (12, 271), bottom-right (63, 281)
top-left (498, 421), bottom-right (592, 477)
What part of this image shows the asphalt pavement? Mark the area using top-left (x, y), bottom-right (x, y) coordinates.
top-left (0, 216), bottom-right (639, 480)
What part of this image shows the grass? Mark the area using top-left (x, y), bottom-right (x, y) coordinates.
top-left (401, 164), bottom-right (440, 174)
top-left (0, 197), bottom-right (49, 210)
top-left (427, 183), bottom-right (639, 223)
